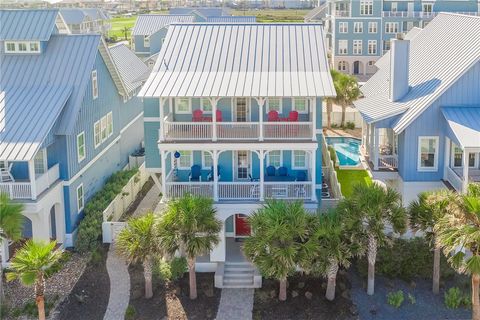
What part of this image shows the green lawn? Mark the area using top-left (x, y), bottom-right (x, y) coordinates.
top-left (232, 9), bottom-right (310, 22)
top-left (109, 12), bottom-right (167, 41)
top-left (335, 169), bottom-right (372, 197)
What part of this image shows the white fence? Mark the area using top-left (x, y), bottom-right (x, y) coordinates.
top-left (322, 110), bottom-right (363, 128)
top-left (320, 135), bottom-right (343, 208)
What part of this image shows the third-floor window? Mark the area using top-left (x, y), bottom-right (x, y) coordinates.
top-left (360, 0), bottom-right (373, 15)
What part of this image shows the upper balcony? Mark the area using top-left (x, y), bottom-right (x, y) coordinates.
top-left (158, 97), bottom-right (318, 143)
top-left (382, 11), bottom-right (479, 19)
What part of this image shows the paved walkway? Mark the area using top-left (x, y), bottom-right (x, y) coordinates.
top-left (104, 244), bottom-right (130, 320)
top-left (132, 182), bottom-right (161, 217)
top-left (216, 288), bottom-right (254, 320)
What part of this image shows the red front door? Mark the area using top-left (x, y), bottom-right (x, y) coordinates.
top-left (235, 214), bottom-right (250, 237)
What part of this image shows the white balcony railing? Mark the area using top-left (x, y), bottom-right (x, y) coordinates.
top-left (446, 167), bottom-right (463, 193)
top-left (0, 164), bottom-right (60, 200)
top-left (218, 182), bottom-right (260, 200)
top-left (382, 11), bottom-right (478, 18)
top-left (378, 155), bottom-right (398, 169)
top-left (165, 182), bottom-right (214, 198)
top-left (217, 123), bottom-right (260, 140)
top-left (263, 122), bottom-right (313, 140)
top-left (264, 182), bottom-right (312, 200)
top-left (164, 122), bottom-right (212, 140)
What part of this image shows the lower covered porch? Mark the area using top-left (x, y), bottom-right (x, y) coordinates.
top-left (362, 122), bottom-right (398, 171)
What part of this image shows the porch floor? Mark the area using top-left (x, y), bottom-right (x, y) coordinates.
top-left (226, 238), bottom-right (248, 263)
top-left (453, 168), bottom-right (480, 182)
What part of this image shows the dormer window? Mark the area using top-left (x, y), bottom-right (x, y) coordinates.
top-left (4, 41), bottom-right (40, 54)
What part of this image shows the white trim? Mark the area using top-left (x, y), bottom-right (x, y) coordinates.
top-left (76, 183), bottom-right (84, 213)
top-left (417, 136), bottom-right (439, 172)
top-left (92, 70), bottom-right (98, 100)
top-left (4, 41), bottom-right (41, 54)
top-left (291, 150), bottom-right (308, 170)
top-left (143, 116), bottom-right (161, 122)
top-left (76, 131), bottom-right (86, 163)
top-left (292, 98), bottom-right (308, 114)
top-left (202, 151), bottom-right (213, 170)
top-left (175, 98), bottom-right (192, 114)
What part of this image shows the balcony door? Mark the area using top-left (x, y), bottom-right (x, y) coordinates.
top-left (234, 98), bottom-right (250, 122)
top-left (235, 151), bottom-right (250, 180)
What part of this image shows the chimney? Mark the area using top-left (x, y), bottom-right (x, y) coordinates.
top-left (389, 34), bottom-right (410, 102)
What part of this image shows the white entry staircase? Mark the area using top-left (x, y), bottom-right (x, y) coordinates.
top-left (215, 262), bottom-right (262, 289)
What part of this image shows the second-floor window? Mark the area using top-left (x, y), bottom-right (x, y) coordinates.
top-left (267, 151), bottom-right (282, 168)
top-left (423, 3), bottom-right (433, 13)
top-left (201, 98), bottom-right (212, 113)
top-left (94, 112), bottom-right (113, 148)
top-left (77, 131), bottom-right (86, 162)
top-left (368, 22), bottom-right (377, 33)
top-left (77, 184), bottom-right (84, 212)
top-left (293, 98), bottom-right (308, 114)
top-left (267, 98), bottom-right (282, 113)
top-left (354, 22), bottom-right (363, 33)
top-left (34, 149), bottom-right (47, 175)
top-left (418, 136), bottom-right (439, 171)
top-left (360, 0), bottom-right (373, 15)
top-left (338, 40), bottom-right (348, 55)
top-left (391, 2), bottom-right (397, 12)
top-left (92, 70), bottom-right (98, 99)
top-left (368, 40), bottom-right (377, 54)
top-left (175, 98), bottom-right (191, 114)
top-left (339, 22), bottom-right (348, 33)
top-left (385, 22), bottom-right (399, 34)
top-left (353, 40), bottom-right (362, 55)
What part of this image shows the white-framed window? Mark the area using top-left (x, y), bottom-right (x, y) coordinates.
top-left (94, 121), bottom-right (101, 148)
top-left (5, 42), bottom-right (15, 52)
top-left (175, 98), bottom-right (191, 114)
top-left (423, 3), bottom-right (433, 13)
top-left (92, 70), bottom-right (98, 99)
top-left (385, 22), bottom-right (399, 34)
top-left (360, 0), bottom-right (373, 15)
top-left (202, 151), bottom-right (213, 169)
top-left (339, 22), bottom-right (348, 33)
top-left (292, 151), bottom-right (307, 169)
top-left (384, 40), bottom-right (391, 51)
top-left (391, 2), bottom-right (397, 12)
top-left (338, 40), bottom-right (348, 55)
top-left (267, 98), bottom-right (282, 113)
top-left (101, 116), bottom-right (107, 141)
top-left (34, 149), bottom-right (47, 175)
top-left (406, 21), bottom-right (414, 32)
top-left (18, 43), bottom-right (27, 52)
top-left (338, 61), bottom-right (348, 72)
top-left (144, 35), bottom-right (150, 47)
top-left (77, 184), bottom-right (84, 212)
top-left (368, 40), bottom-right (377, 55)
top-left (353, 40), bottom-right (362, 55)
top-left (177, 151), bottom-right (193, 169)
top-left (200, 98), bottom-right (212, 113)
top-left (354, 22), bottom-right (363, 33)
top-left (30, 42), bottom-right (39, 52)
top-left (293, 98), bottom-right (308, 114)
top-left (77, 131), bottom-right (86, 162)
top-left (418, 136), bottom-right (439, 171)
top-left (107, 112), bottom-right (113, 137)
top-left (368, 22), bottom-right (377, 33)
top-left (267, 150), bottom-right (282, 168)
top-left (452, 144), bottom-right (476, 168)
top-left (4, 41), bottom-right (41, 53)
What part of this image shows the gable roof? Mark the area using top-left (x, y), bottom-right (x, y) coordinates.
top-left (0, 34), bottom-right (101, 160)
top-left (354, 13), bottom-right (480, 132)
top-left (59, 8), bottom-right (109, 26)
top-left (0, 9), bottom-right (59, 41)
top-left (131, 14), bottom-right (195, 36)
top-left (109, 43), bottom-right (150, 94)
top-left (442, 107), bottom-right (480, 149)
top-left (206, 16), bottom-right (257, 23)
top-left (139, 23), bottom-right (335, 98)
top-left (169, 7), bottom-right (229, 17)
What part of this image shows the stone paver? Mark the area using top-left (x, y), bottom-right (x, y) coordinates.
top-left (216, 288), bottom-right (254, 320)
top-left (132, 182), bottom-right (161, 217)
top-left (104, 244), bottom-right (130, 320)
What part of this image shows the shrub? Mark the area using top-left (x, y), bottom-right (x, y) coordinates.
top-left (444, 287), bottom-right (469, 309)
top-left (75, 169), bottom-right (138, 253)
top-left (345, 121), bottom-right (355, 130)
top-left (156, 257), bottom-right (187, 282)
top-left (331, 123), bottom-right (339, 129)
top-left (328, 145), bottom-right (337, 164)
top-left (387, 290), bottom-right (404, 308)
top-left (125, 305), bottom-right (136, 320)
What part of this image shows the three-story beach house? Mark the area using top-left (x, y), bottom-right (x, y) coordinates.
top-left (139, 22), bottom-right (335, 287)
top-left (306, 0), bottom-right (479, 77)
top-left (0, 9), bottom-right (149, 253)
top-left (354, 13), bottom-right (480, 204)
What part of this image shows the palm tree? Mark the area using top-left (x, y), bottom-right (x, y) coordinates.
top-left (122, 26), bottom-right (130, 40)
top-left (409, 190), bottom-right (454, 294)
top-left (435, 184), bottom-right (480, 320)
top-left (243, 200), bottom-right (311, 301)
top-left (6, 240), bottom-right (62, 320)
top-left (157, 194), bottom-right (221, 300)
top-left (339, 183), bottom-right (407, 295)
top-left (116, 212), bottom-right (158, 299)
top-left (0, 193), bottom-right (24, 299)
top-left (331, 69), bottom-right (360, 128)
top-left (301, 210), bottom-right (364, 301)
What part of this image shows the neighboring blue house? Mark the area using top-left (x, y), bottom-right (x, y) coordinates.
top-left (354, 13), bottom-right (480, 205)
top-left (59, 8), bottom-right (111, 35)
top-left (131, 14), bottom-right (195, 59)
top-left (169, 7), bottom-right (230, 21)
top-left (139, 23), bottom-right (335, 287)
top-left (0, 9), bottom-right (149, 249)
top-left (306, 0), bottom-right (479, 77)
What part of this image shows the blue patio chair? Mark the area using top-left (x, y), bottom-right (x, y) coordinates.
top-left (207, 165), bottom-right (221, 181)
top-left (296, 171), bottom-right (307, 182)
top-left (189, 165), bottom-right (202, 182)
top-left (266, 166), bottom-right (276, 177)
top-left (248, 174), bottom-right (259, 182)
top-left (278, 166), bottom-right (288, 177)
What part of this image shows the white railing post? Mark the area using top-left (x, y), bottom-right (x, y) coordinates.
top-left (259, 150), bottom-right (265, 201)
top-left (28, 159), bottom-right (36, 200)
top-left (213, 150), bottom-right (219, 202)
top-left (256, 97), bottom-right (265, 141)
top-left (160, 150), bottom-right (167, 199)
top-left (210, 98), bottom-right (218, 142)
top-left (311, 98), bottom-right (317, 141)
top-left (159, 98), bottom-right (165, 142)
top-left (310, 150), bottom-right (316, 201)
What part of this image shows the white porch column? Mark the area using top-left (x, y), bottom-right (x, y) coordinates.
top-left (369, 123), bottom-right (375, 157)
top-left (311, 150), bottom-right (317, 201)
top-left (213, 150), bottom-right (219, 202)
top-left (373, 126), bottom-right (379, 170)
top-left (255, 97), bottom-right (265, 141)
top-left (210, 98), bottom-right (219, 142)
top-left (462, 148), bottom-right (469, 193)
top-left (160, 150), bottom-right (167, 200)
top-left (259, 150), bottom-right (265, 201)
top-left (365, 123), bottom-right (370, 154)
top-left (443, 137), bottom-right (451, 180)
top-left (168, 97), bottom-right (173, 114)
top-left (311, 98), bottom-right (317, 141)
top-left (28, 159), bottom-right (36, 200)
top-left (159, 97), bottom-right (165, 142)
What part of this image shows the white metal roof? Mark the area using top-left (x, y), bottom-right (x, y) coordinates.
top-left (442, 107), bottom-right (480, 149)
top-left (138, 23), bottom-right (335, 98)
top-left (109, 43), bottom-right (150, 94)
top-left (131, 15), bottom-right (195, 36)
top-left (354, 13), bottom-right (480, 132)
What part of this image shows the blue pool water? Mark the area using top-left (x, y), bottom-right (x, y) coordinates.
top-left (325, 136), bottom-right (362, 166)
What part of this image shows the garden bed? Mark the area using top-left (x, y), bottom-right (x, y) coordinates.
top-left (54, 244), bottom-right (110, 320)
top-left (128, 264), bottom-right (221, 320)
top-left (253, 273), bottom-right (357, 320)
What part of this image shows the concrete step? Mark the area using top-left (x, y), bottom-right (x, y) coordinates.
top-left (224, 271), bottom-right (254, 278)
top-left (221, 284), bottom-right (257, 288)
top-left (224, 277), bottom-right (254, 284)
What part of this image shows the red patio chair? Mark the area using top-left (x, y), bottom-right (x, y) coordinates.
top-left (192, 109), bottom-right (203, 122)
top-left (268, 110), bottom-right (279, 122)
top-left (288, 111), bottom-right (299, 122)
top-left (216, 110), bottom-right (223, 122)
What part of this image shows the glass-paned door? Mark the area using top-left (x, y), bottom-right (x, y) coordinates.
top-left (235, 98), bottom-right (249, 122)
top-left (236, 151), bottom-right (250, 180)
top-left (34, 149), bottom-right (47, 176)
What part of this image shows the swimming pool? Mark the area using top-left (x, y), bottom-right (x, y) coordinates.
top-left (325, 136), bottom-right (362, 166)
